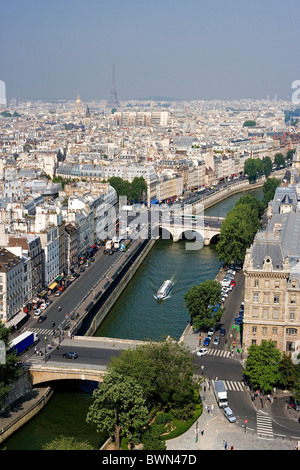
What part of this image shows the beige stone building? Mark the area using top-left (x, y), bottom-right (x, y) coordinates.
top-left (242, 189), bottom-right (300, 356)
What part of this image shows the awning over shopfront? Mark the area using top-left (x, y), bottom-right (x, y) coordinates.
top-left (48, 282), bottom-right (58, 290)
top-left (39, 290), bottom-right (48, 298)
top-left (5, 310), bottom-right (28, 329)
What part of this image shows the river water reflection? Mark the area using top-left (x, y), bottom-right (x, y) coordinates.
top-left (1, 187), bottom-right (263, 449)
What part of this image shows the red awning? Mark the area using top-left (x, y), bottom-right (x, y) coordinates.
top-left (91, 244), bottom-right (96, 249)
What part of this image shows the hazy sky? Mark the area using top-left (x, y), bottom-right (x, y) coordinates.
top-left (1, 0), bottom-right (299, 102)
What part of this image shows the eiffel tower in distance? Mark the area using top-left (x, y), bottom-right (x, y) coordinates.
top-left (107, 64), bottom-right (119, 107)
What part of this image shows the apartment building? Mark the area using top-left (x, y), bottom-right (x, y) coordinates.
top-left (8, 234), bottom-right (44, 299)
top-left (0, 248), bottom-right (23, 324)
top-left (65, 222), bottom-right (79, 273)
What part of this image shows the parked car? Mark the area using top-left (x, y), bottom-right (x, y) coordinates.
top-left (84, 262), bottom-right (90, 267)
top-left (231, 280), bottom-right (236, 287)
top-left (80, 267), bottom-right (86, 272)
top-left (38, 315), bottom-right (47, 323)
top-left (63, 352), bottom-right (78, 360)
top-left (224, 407), bottom-right (236, 423)
top-left (197, 348), bottom-right (208, 357)
top-left (207, 327), bottom-right (215, 337)
top-left (40, 303), bottom-right (48, 310)
top-left (213, 336), bottom-right (220, 346)
top-left (203, 337), bottom-right (210, 346)
top-left (54, 290), bottom-right (62, 296)
top-left (34, 308), bottom-right (42, 316)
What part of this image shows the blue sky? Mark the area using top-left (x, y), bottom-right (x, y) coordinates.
top-left (1, 0), bottom-right (299, 101)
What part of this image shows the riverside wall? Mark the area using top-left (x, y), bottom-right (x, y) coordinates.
top-left (85, 238), bottom-right (157, 336)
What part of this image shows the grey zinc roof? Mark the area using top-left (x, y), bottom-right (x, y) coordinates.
top-left (251, 231), bottom-right (284, 269)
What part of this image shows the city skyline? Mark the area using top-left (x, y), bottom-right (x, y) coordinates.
top-left (0, 0), bottom-right (299, 102)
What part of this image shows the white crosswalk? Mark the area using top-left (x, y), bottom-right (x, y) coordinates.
top-left (206, 348), bottom-right (232, 358)
top-left (211, 379), bottom-right (245, 392)
top-left (30, 327), bottom-right (55, 336)
top-left (256, 411), bottom-right (273, 440)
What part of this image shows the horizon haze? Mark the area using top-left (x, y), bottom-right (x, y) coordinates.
top-left (1, 0), bottom-right (299, 103)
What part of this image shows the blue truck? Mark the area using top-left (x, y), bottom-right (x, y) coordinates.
top-left (9, 331), bottom-right (39, 355)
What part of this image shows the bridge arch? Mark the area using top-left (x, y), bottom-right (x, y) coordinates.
top-left (29, 365), bottom-right (106, 386)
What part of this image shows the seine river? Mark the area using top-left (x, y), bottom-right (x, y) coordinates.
top-left (1, 187), bottom-right (263, 450)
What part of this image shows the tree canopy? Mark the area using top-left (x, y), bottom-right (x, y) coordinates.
top-left (86, 370), bottom-right (148, 450)
top-left (184, 279), bottom-right (224, 330)
top-left (86, 341), bottom-right (198, 449)
top-left (0, 322), bottom-right (23, 409)
top-left (243, 340), bottom-right (282, 393)
top-left (216, 201), bottom-right (261, 264)
top-left (108, 341), bottom-right (196, 409)
top-left (108, 176), bottom-right (147, 202)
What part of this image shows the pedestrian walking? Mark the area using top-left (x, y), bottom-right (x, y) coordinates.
top-left (224, 441), bottom-right (228, 450)
top-left (201, 428), bottom-right (204, 436)
top-left (211, 404), bottom-right (214, 413)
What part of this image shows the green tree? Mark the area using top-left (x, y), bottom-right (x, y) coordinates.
top-left (243, 120), bottom-right (256, 127)
top-left (262, 177), bottom-right (280, 206)
top-left (286, 149), bottom-right (296, 161)
top-left (274, 152), bottom-right (285, 168)
top-left (262, 156), bottom-right (272, 177)
top-left (216, 204), bottom-right (261, 264)
top-left (235, 194), bottom-right (265, 219)
top-left (243, 340), bottom-right (282, 393)
top-left (278, 352), bottom-right (297, 390)
top-left (291, 378), bottom-right (300, 403)
top-left (0, 322), bottom-right (23, 409)
top-left (244, 158), bottom-right (263, 182)
top-left (109, 341), bottom-right (196, 409)
top-left (184, 279), bottom-right (224, 330)
top-left (42, 435), bottom-right (94, 450)
top-left (86, 370), bottom-right (148, 450)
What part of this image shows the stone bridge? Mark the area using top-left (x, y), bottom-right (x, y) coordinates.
top-left (29, 364), bottom-right (107, 385)
top-left (159, 216), bottom-right (224, 244)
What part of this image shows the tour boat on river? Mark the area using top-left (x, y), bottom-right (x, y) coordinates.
top-left (156, 280), bottom-right (173, 300)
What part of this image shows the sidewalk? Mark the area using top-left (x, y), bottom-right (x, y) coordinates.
top-left (170, 323), bottom-right (297, 450)
top-left (166, 377), bottom-right (296, 451)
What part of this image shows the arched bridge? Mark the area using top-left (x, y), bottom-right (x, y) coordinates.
top-left (28, 337), bottom-right (145, 385)
top-left (159, 216), bottom-right (224, 244)
top-left (29, 363), bottom-right (106, 385)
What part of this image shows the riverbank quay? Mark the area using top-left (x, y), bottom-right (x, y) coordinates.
top-left (0, 386), bottom-right (52, 446)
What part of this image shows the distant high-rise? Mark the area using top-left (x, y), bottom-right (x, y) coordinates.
top-left (0, 81), bottom-right (7, 108)
top-left (107, 64), bottom-right (119, 107)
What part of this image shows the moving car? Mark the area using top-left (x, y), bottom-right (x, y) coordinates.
top-left (197, 348), bottom-right (208, 356)
top-left (63, 352), bottom-right (78, 359)
top-left (220, 327), bottom-right (225, 336)
top-left (224, 407), bottom-right (236, 423)
top-left (38, 315), bottom-right (47, 323)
